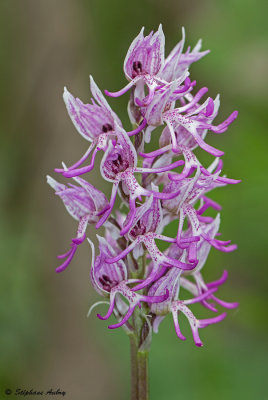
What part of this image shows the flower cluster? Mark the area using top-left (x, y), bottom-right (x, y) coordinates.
top-left (47, 25), bottom-right (239, 347)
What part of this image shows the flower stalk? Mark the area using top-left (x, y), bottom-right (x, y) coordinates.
top-left (129, 322), bottom-right (149, 400)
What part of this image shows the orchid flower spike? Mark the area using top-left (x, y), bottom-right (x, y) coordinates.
top-left (48, 25), bottom-right (239, 348)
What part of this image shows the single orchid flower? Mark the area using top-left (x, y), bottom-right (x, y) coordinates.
top-left (161, 162), bottom-right (239, 252)
top-left (89, 237), bottom-right (169, 329)
top-left (96, 124), bottom-right (186, 233)
top-left (179, 269), bottom-right (238, 314)
top-left (55, 76), bottom-right (122, 177)
top-left (140, 83), bottom-right (238, 155)
top-left (148, 267), bottom-right (227, 347)
top-left (139, 96), bottom-right (223, 179)
top-left (170, 297), bottom-right (226, 347)
top-left (105, 25), bottom-right (166, 104)
top-left (47, 175), bottom-right (108, 272)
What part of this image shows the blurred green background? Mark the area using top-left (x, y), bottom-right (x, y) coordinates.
top-left (0, 0), bottom-right (267, 399)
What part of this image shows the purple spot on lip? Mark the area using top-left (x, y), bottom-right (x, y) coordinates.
top-left (132, 61), bottom-right (143, 77)
top-left (102, 123), bottom-right (113, 133)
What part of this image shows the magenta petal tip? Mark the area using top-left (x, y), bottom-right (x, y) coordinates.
top-left (97, 313), bottom-right (106, 321)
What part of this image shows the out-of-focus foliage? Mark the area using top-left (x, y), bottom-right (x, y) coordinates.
top-left (0, 0), bottom-right (267, 399)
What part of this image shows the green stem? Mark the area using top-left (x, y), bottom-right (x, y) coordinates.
top-left (129, 227), bottom-right (150, 399)
top-left (137, 351), bottom-right (149, 400)
top-left (129, 334), bottom-right (149, 400)
top-left (130, 335), bottom-right (138, 400)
